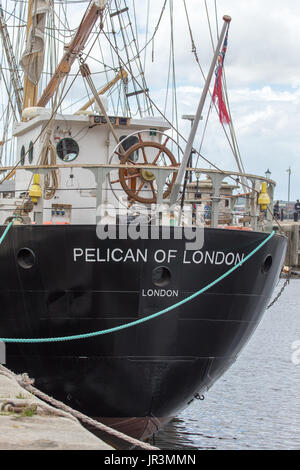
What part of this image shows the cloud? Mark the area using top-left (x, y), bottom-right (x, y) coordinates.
top-left (3, 0), bottom-right (299, 200)
top-left (133, 0), bottom-right (300, 200)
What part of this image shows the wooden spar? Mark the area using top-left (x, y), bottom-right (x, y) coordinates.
top-left (22, 0), bottom-right (38, 112)
top-left (169, 15), bottom-right (231, 206)
top-left (76, 69), bottom-right (128, 113)
top-left (80, 63), bottom-right (124, 151)
top-left (37, 1), bottom-right (106, 108)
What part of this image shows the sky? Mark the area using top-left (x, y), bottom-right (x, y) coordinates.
top-left (3, 0), bottom-right (299, 201)
top-left (130, 0), bottom-right (300, 201)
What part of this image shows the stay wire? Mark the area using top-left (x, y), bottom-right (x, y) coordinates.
top-left (183, 0), bottom-right (244, 173)
top-left (104, 26), bottom-right (283, 232)
top-left (0, 7), bottom-right (107, 186)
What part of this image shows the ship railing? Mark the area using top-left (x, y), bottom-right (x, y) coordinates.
top-left (0, 163), bottom-right (275, 231)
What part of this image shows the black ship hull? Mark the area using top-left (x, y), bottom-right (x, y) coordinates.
top-left (0, 225), bottom-right (286, 441)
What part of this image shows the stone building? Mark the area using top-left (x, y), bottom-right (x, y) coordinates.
top-left (185, 178), bottom-right (238, 224)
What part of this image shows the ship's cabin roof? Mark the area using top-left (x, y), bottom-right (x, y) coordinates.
top-left (13, 112), bottom-right (170, 138)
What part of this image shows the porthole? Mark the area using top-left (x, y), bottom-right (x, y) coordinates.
top-left (17, 248), bottom-right (36, 269)
top-left (56, 138), bottom-right (79, 162)
top-left (152, 266), bottom-right (171, 287)
top-left (28, 141), bottom-right (34, 163)
top-left (20, 145), bottom-right (25, 166)
top-left (262, 255), bottom-right (272, 273)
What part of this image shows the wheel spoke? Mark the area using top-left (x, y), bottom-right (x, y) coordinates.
top-left (152, 136), bottom-right (170, 165)
top-left (111, 173), bottom-right (139, 184)
top-left (137, 133), bottom-right (148, 163)
top-left (152, 148), bottom-right (163, 165)
top-left (141, 147), bottom-right (148, 164)
top-left (110, 135), bottom-right (177, 204)
top-left (135, 180), bottom-right (145, 197)
top-left (162, 136), bottom-right (170, 147)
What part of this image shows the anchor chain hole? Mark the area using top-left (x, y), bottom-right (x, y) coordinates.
top-left (17, 248), bottom-right (36, 269)
top-left (262, 254), bottom-right (272, 273)
top-left (152, 266), bottom-right (171, 287)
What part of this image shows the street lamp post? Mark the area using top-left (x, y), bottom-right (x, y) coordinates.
top-left (287, 166), bottom-right (291, 219)
top-left (265, 168), bottom-right (271, 179)
top-left (195, 170), bottom-right (201, 198)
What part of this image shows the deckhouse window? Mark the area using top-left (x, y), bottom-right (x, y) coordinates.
top-left (20, 145), bottom-right (25, 166)
top-left (28, 141), bottom-right (34, 163)
top-left (119, 135), bottom-right (139, 162)
top-left (56, 138), bottom-right (79, 162)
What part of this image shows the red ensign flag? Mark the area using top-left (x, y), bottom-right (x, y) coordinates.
top-left (212, 28), bottom-right (230, 125)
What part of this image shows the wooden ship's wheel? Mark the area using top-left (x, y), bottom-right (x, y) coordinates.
top-left (109, 131), bottom-right (179, 205)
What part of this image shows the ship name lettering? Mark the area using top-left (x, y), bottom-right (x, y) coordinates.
top-left (73, 248), bottom-right (148, 263)
top-left (154, 249), bottom-right (177, 263)
top-left (73, 248), bottom-right (245, 266)
top-left (142, 289), bottom-right (178, 297)
top-left (183, 250), bottom-right (245, 266)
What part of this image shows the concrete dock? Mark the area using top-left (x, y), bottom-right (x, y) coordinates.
top-left (0, 370), bottom-right (113, 450)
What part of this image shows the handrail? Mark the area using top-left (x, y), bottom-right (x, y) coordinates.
top-left (0, 163), bottom-right (276, 231)
top-left (0, 163), bottom-right (276, 185)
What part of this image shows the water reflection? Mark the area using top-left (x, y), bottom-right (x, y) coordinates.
top-left (150, 418), bottom-right (205, 450)
top-left (153, 280), bottom-right (300, 450)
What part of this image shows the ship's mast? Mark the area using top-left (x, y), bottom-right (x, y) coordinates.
top-left (22, 0), bottom-right (38, 111)
top-left (37, 0), bottom-right (106, 108)
top-left (0, 3), bottom-right (23, 117)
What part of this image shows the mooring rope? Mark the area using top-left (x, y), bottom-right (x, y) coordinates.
top-left (0, 218), bottom-right (15, 245)
top-left (0, 365), bottom-right (159, 450)
top-left (0, 229), bottom-right (275, 343)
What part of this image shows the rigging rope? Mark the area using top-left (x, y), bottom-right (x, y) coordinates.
top-left (0, 1), bottom-right (283, 233)
top-left (102, 12), bottom-right (283, 233)
top-left (0, 230), bottom-right (275, 343)
top-left (204, 0), bottom-right (246, 179)
top-left (0, 5), bottom-right (109, 217)
top-left (183, 0), bottom-right (246, 178)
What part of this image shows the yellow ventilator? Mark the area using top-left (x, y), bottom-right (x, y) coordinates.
top-left (258, 182), bottom-right (270, 211)
top-left (29, 174), bottom-right (42, 203)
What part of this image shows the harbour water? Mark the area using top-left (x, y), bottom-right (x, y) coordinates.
top-left (153, 279), bottom-right (300, 450)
